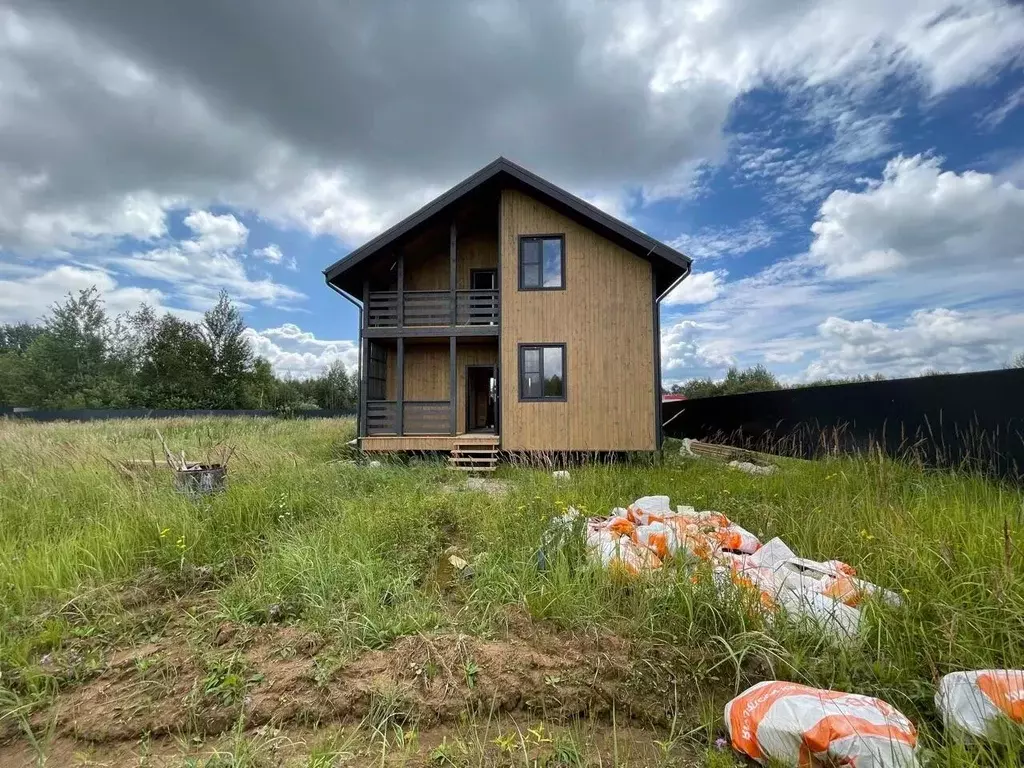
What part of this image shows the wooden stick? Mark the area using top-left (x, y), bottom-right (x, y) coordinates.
top-left (155, 429), bottom-right (179, 470)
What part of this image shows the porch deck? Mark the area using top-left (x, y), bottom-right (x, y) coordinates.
top-left (360, 433), bottom-right (499, 453)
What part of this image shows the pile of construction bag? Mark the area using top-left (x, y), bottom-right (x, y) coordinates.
top-left (544, 495), bottom-right (1023, 767)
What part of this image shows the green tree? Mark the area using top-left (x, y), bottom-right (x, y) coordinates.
top-left (22, 288), bottom-right (122, 407)
top-left (318, 359), bottom-right (357, 410)
top-left (0, 323), bottom-right (44, 353)
top-left (202, 291), bottom-right (255, 408)
top-left (135, 314), bottom-right (213, 408)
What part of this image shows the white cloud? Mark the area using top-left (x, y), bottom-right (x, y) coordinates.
top-left (670, 220), bottom-right (774, 261)
top-left (244, 323), bottom-right (358, 379)
top-left (663, 269), bottom-right (727, 305)
top-left (0, 264), bottom-right (191, 324)
top-left (652, 0), bottom-right (1024, 97)
top-left (978, 83), bottom-right (1024, 128)
top-left (8, 190), bottom-right (170, 253)
top-left (1, 0), bottom-right (1021, 258)
top-left (805, 308), bottom-right (1024, 379)
top-left (253, 244), bottom-right (283, 264)
top-left (663, 154), bottom-right (1024, 383)
top-left (111, 209), bottom-right (304, 309)
top-left (809, 154), bottom-right (1024, 278)
top-left (183, 210), bottom-right (248, 251)
top-left (660, 318), bottom-right (736, 382)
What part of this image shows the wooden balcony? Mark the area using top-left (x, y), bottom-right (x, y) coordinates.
top-left (366, 289), bottom-right (498, 334)
top-left (366, 400), bottom-right (452, 435)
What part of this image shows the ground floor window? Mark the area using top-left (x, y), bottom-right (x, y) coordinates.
top-left (519, 344), bottom-right (566, 400)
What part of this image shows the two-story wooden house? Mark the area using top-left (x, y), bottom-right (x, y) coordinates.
top-left (323, 158), bottom-right (691, 463)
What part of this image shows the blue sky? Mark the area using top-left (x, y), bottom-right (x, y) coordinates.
top-left (1, 1), bottom-right (1023, 384)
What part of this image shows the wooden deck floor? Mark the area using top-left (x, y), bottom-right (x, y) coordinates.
top-left (360, 433), bottom-right (499, 452)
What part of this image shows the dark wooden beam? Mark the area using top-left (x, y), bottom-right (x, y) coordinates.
top-left (363, 325), bottom-right (498, 339)
top-left (358, 338), bottom-right (369, 438)
top-left (362, 279), bottom-right (369, 331)
top-left (396, 337), bottom-right (404, 436)
top-left (450, 222), bottom-right (457, 325)
top-left (449, 335), bottom-right (457, 435)
top-left (652, 270), bottom-right (662, 452)
top-left (396, 253), bottom-right (404, 328)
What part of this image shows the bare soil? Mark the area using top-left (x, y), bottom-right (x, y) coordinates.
top-left (0, 590), bottom-right (711, 765)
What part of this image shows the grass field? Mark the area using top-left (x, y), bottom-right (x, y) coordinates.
top-left (0, 417), bottom-right (1021, 767)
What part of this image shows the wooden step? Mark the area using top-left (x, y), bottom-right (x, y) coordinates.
top-left (448, 455), bottom-right (498, 464)
top-left (450, 465), bottom-right (497, 472)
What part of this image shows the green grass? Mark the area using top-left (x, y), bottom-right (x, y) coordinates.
top-left (0, 416), bottom-right (1022, 766)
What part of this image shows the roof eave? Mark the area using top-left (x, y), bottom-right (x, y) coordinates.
top-left (323, 157), bottom-right (693, 285)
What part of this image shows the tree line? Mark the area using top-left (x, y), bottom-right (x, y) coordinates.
top-left (667, 364), bottom-right (887, 399)
top-left (0, 288), bottom-right (356, 411)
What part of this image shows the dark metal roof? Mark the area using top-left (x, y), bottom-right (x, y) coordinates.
top-left (323, 157), bottom-right (691, 297)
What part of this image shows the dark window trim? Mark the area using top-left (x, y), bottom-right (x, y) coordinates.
top-left (469, 268), bottom-right (497, 290)
top-left (518, 343), bottom-right (567, 402)
top-left (518, 234), bottom-right (566, 291)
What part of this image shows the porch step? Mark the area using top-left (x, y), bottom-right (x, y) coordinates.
top-left (449, 439), bottom-right (499, 473)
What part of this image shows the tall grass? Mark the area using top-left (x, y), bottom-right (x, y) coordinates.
top-left (0, 416), bottom-right (1022, 765)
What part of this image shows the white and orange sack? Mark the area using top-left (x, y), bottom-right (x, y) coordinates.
top-left (936, 669), bottom-right (1024, 740)
top-left (560, 495), bottom-right (899, 639)
top-left (726, 681), bottom-right (919, 767)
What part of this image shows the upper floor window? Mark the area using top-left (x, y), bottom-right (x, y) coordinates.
top-left (519, 235), bottom-right (565, 290)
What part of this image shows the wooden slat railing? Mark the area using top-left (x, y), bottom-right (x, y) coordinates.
top-left (403, 401), bottom-right (451, 434)
top-left (366, 289), bottom-right (499, 328)
top-left (366, 401), bottom-right (398, 434)
top-left (403, 291), bottom-right (451, 326)
top-left (456, 289), bottom-right (499, 325)
top-left (367, 292), bottom-right (398, 328)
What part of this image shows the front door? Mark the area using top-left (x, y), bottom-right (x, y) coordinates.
top-left (465, 365), bottom-right (497, 433)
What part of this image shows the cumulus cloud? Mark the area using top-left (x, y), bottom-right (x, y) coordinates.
top-left (110, 209), bottom-right (303, 309)
top-left (805, 308), bottom-right (1024, 379)
top-left (809, 154), bottom-right (1024, 278)
top-left (244, 324), bottom-right (358, 379)
top-left (183, 210), bottom-right (248, 251)
top-left (660, 318), bottom-right (736, 383)
top-left (252, 244), bottom-right (283, 264)
top-left (0, 264), bottom-right (190, 324)
top-left (1, 0), bottom-right (1021, 255)
top-left (663, 153), bottom-right (1024, 382)
top-left (663, 269), bottom-right (727, 305)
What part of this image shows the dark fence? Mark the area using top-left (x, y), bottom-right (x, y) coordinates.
top-left (1, 407), bottom-right (355, 423)
top-left (662, 368), bottom-right (1024, 478)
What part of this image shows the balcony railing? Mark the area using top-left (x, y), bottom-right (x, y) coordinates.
top-left (365, 400), bottom-right (452, 435)
top-left (367, 289), bottom-right (498, 328)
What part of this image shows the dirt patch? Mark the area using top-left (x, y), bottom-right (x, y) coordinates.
top-left (27, 616), bottom-right (692, 747)
top-left (0, 717), bottom-right (707, 767)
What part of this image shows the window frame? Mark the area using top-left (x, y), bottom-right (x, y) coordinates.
top-left (518, 343), bottom-right (567, 402)
top-left (518, 234), bottom-right (566, 291)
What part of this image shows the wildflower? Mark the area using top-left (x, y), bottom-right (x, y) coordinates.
top-left (859, 529), bottom-right (875, 541)
top-left (715, 737), bottom-right (729, 751)
top-left (159, 527), bottom-right (171, 539)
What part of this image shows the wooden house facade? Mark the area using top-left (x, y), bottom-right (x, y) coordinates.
top-left (323, 158), bottom-right (691, 457)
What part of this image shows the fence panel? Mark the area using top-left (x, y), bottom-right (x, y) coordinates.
top-left (662, 368), bottom-right (1024, 478)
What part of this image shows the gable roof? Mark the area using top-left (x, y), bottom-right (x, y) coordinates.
top-left (323, 157), bottom-right (691, 298)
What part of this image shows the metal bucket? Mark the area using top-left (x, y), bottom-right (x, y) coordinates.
top-left (173, 464), bottom-right (227, 497)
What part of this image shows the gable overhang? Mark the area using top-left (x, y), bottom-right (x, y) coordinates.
top-left (323, 157), bottom-right (691, 299)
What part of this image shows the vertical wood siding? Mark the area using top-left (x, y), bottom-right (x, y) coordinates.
top-left (401, 228), bottom-right (498, 290)
top-left (499, 189), bottom-right (655, 451)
